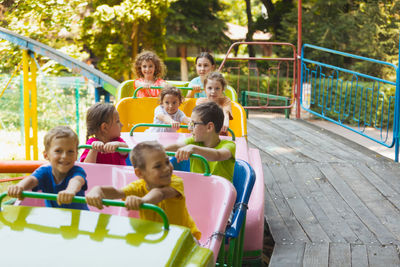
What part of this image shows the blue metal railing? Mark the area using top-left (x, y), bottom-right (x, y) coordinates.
top-left (300, 43), bottom-right (400, 161)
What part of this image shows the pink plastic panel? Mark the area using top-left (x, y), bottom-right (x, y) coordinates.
top-left (19, 162), bottom-right (236, 262)
top-left (122, 132), bottom-right (264, 253)
top-left (244, 148), bottom-right (265, 252)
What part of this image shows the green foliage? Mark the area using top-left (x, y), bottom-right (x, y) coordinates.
top-left (278, 1), bottom-right (400, 78)
top-left (165, 0), bottom-right (230, 51)
top-left (164, 57), bottom-right (200, 80)
top-left (218, 0), bottom-right (248, 26)
top-left (0, 75), bottom-right (93, 139)
top-left (0, 0), bottom-right (89, 76)
top-left (80, 0), bottom-right (172, 81)
top-left (308, 79), bottom-right (396, 130)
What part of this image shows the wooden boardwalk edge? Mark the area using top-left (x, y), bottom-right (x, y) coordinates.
top-left (247, 116), bottom-right (400, 267)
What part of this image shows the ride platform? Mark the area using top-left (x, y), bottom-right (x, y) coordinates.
top-left (249, 113), bottom-right (400, 267)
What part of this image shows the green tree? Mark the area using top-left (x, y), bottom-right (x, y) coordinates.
top-left (165, 0), bottom-right (229, 80)
top-left (279, 0), bottom-right (400, 78)
top-left (0, 0), bottom-right (88, 74)
top-left (257, 0), bottom-right (295, 39)
top-left (80, 0), bottom-right (171, 81)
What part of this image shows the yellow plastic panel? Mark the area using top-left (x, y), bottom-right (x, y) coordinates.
top-left (179, 99), bottom-right (247, 138)
top-left (116, 97), bottom-right (160, 132)
top-left (116, 96), bottom-right (246, 137)
top-left (115, 80), bottom-right (135, 102)
top-left (0, 205), bottom-right (213, 266)
top-left (225, 85), bottom-right (238, 102)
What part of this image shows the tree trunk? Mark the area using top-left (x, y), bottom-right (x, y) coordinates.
top-left (260, 0), bottom-right (274, 16)
top-left (245, 0), bottom-right (255, 57)
top-left (131, 23), bottom-right (139, 79)
top-left (179, 45), bottom-right (188, 81)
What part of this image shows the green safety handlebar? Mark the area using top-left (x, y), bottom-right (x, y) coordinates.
top-left (78, 145), bottom-right (211, 176)
top-left (133, 86), bottom-right (193, 98)
top-left (0, 191), bottom-right (169, 230)
top-left (128, 123), bottom-right (236, 141)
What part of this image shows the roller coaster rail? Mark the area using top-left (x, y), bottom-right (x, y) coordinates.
top-left (0, 27), bottom-right (119, 95)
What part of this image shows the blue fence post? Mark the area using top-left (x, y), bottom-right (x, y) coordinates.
top-left (394, 34), bottom-right (400, 162)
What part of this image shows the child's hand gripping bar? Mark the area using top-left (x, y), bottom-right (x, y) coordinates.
top-left (78, 145), bottom-right (211, 176)
top-left (0, 191), bottom-right (169, 230)
top-left (128, 123), bottom-right (236, 140)
top-left (132, 86), bottom-right (193, 99)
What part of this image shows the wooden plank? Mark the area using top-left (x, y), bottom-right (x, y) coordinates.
top-left (268, 163), bottom-right (331, 242)
top-left (268, 118), bottom-right (368, 162)
top-left (335, 163), bottom-right (400, 242)
top-left (264, 184), bottom-right (294, 243)
top-left (320, 163), bottom-right (397, 245)
top-left (309, 163), bottom-right (380, 244)
top-left (249, 141), bottom-right (281, 164)
top-left (247, 122), bottom-right (306, 163)
top-left (368, 162), bottom-right (400, 196)
top-left (328, 243), bottom-right (351, 267)
top-left (269, 242), bottom-right (305, 267)
top-left (269, 118), bottom-right (378, 163)
top-left (303, 242), bottom-right (329, 267)
top-left (351, 244), bottom-right (369, 267)
top-left (355, 163), bottom-right (400, 210)
top-left (367, 244), bottom-right (400, 267)
top-left (247, 127), bottom-right (304, 162)
top-left (263, 164), bottom-right (310, 242)
top-left (288, 163), bottom-right (359, 243)
top-left (249, 118), bottom-right (342, 163)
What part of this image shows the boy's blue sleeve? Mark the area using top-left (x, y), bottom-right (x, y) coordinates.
top-left (72, 166), bottom-right (88, 191)
top-left (31, 165), bottom-right (50, 192)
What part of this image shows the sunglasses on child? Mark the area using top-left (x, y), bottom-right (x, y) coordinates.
top-left (188, 120), bottom-right (206, 129)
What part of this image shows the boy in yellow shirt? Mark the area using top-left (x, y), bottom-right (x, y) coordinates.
top-left (165, 102), bottom-right (236, 182)
top-left (85, 141), bottom-right (201, 240)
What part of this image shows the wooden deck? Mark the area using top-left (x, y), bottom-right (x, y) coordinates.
top-left (247, 115), bottom-right (400, 267)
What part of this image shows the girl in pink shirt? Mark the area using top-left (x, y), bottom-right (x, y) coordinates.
top-left (133, 51), bottom-right (166, 97)
top-left (80, 103), bottom-right (129, 165)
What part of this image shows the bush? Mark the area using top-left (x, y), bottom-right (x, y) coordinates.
top-left (307, 78), bottom-right (395, 130)
top-left (0, 75), bottom-right (94, 142)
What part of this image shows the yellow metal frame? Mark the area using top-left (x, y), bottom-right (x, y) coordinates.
top-left (22, 50), bottom-right (38, 160)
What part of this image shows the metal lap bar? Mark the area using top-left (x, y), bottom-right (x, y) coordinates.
top-left (129, 123), bottom-right (236, 141)
top-left (300, 43), bottom-right (400, 160)
top-left (0, 191), bottom-right (169, 230)
top-left (78, 145), bottom-right (211, 176)
top-left (132, 86), bottom-right (192, 98)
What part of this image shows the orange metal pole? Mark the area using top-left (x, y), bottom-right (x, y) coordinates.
top-left (0, 160), bottom-right (46, 173)
top-left (296, 0), bottom-right (302, 119)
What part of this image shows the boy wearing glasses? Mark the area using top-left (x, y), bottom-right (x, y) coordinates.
top-left (165, 102), bottom-right (235, 182)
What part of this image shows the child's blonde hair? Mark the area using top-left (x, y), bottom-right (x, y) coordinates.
top-left (133, 51), bottom-right (166, 80)
top-left (85, 103), bottom-right (116, 141)
top-left (44, 126), bottom-right (79, 151)
top-left (130, 141), bottom-right (165, 170)
top-left (159, 84), bottom-right (184, 105)
top-left (204, 71), bottom-right (227, 89)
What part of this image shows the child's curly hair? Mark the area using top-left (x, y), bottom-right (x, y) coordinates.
top-left (133, 50), bottom-right (166, 80)
top-left (159, 84), bottom-right (184, 105)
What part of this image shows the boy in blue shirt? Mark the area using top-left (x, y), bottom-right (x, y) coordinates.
top-left (8, 126), bottom-right (88, 210)
top-left (165, 102), bottom-right (236, 182)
